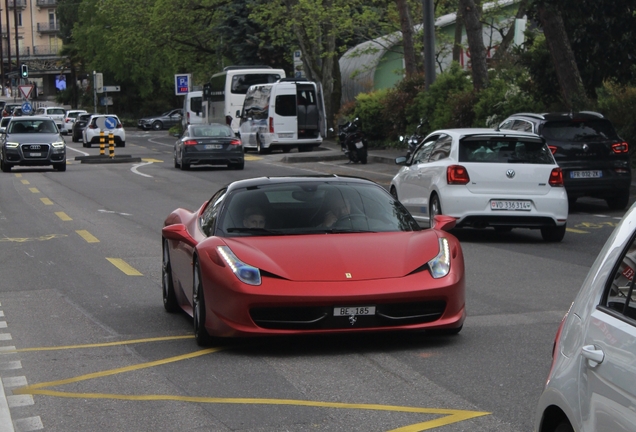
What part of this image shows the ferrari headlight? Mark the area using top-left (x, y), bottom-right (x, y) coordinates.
top-left (51, 141), bottom-right (65, 148)
top-left (5, 141), bottom-right (18, 148)
top-left (428, 238), bottom-right (451, 278)
top-left (217, 246), bottom-right (261, 285)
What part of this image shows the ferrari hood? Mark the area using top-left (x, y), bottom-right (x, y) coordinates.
top-left (221, 231), bottom-right (443, 282)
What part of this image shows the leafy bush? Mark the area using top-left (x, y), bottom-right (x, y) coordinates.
top-left (351, 89), bottom-right (389, 142)
top-left (381, 74), bottom-right (426, 141)
top-left (597, 81), bottom-right (636, 165)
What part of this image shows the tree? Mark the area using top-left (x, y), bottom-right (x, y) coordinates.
top-left (396, 0), bottom-right (417, 77)
top-left (458, 0), bottom-right (488, 90)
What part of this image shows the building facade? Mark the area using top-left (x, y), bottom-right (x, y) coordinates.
top-left (0, 0), bottom-right (66, 99)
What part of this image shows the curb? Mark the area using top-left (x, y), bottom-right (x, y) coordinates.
top-left (74, 155), bottom-right (142, 164)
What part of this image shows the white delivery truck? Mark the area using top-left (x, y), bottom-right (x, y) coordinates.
top-left (237, 78), bottom-right (326, 154)
top-left (182, 90), bottom-right (205, 129)
top-left (208, 66), bottom-right (286, 133)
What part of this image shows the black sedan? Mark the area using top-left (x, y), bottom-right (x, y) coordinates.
top-left (174, 123), bottom-right (244, 170)
top-left (0, 117), bottom-right (66, 172)
top-left (71, 113), bottom-right (95, 142)
top-left (138, 109), bottom-right (182, 130)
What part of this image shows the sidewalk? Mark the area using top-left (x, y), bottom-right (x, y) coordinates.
top-left (279, 139), bottom-right (405, 165)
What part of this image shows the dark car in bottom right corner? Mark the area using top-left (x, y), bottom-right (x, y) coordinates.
top-left (499, 112), bottom-right (631, 210)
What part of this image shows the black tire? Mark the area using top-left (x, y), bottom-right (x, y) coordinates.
top-left (152, 121), bottom-right (163, 131)
top-left (606, 189), bottom-right (630, 210)
top-left (281, 147), bottom-right (292, 153)
top-left (494, 226), bottom-right (513, 233)
top-left (174, 157), bottom-right (179, 168)
top-left (180, 160), bottom-right (190, 170)
top-left (0, 159), bottom-right (11, 172)
top-left (229, 162), bottom-right (244, 170)
top-left (162, 239), bottom-right (179, 313)
top-left (390, 186), bottom-right (398, 200)
top-left (429, 194), bottom-right (442, 228)
top-left (72, 134), bottom-right (78, 143)
top-left (193, 259), bottom-right (213, 346)
top-left (359, 148), bottom-right (368, 164)
top-left (54, 162), bottom-right (66, 172)
top-left (116, 141), bottom-right (125, 148)
top-left (541, 224), bottom-right (566, 242)
top-left (554, 420), bottom-right (574, 432)
top-left (298, 146), bottom-right (313, 153)
top-left (256, 136), bottom-right (269, 155)
top-left (82, 140), bottom-right (89, 148)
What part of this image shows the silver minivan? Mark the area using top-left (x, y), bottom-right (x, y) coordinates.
top-left (237, 79), bottom-right (325, 154)
top-left (535, 202), bottom-right (636, 431)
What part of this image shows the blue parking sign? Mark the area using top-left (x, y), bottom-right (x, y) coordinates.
top-left (175, 74), bottom-right (191, 95)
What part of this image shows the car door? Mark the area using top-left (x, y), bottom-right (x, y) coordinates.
top-left (419, 135), bottom-right (453, 223)
top-left (396, 135), bottom-right (440, 222)
top-left (167, 110), bottom-right (182, 128)
top-left (579, 234), bottom-right (636, 431)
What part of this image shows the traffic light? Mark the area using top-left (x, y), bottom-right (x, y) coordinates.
top-left (20, 64), bottom-right (28, 78)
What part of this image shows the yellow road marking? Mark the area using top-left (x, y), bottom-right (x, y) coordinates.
top-left (0, 234), bottom-right (66, 243)
top-left (40, 198), bottom-right (53, 205)
top-left (12, 341), bottom-right (489, 431)
top-left (76, 230), bottom-right (99, 243)
top-left (14, 173), bottom-right (21, 178)
top-left (566, 228), bottom-right (588, 234)
top-left (20, 179), bottom-right (29, 185)
top-left (106, 258), bottom-right (143, 275)
top-left (55, 212), bottom-right (72, 221)
top-left (29, 187), bottom-right (39, 193)
top-left (244, 155), bottom-right (261, 161)
top-left (141, 158), bottom-right (163, 163)
top-left (11, 335), bottom-right (193, 353)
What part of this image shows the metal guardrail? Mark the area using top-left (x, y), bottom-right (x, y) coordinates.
top-left (36, 22), bottom-right (60, 32)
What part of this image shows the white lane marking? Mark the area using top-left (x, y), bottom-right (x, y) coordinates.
top-left (13, 417), bottom-right (43, 431)
top-left (0, 377), bottom-right (14, 432)
top-left (147, 138), bottom-right (173, 147)
top-left (7, 396), bottom-right (33, 409)
top-left (65, 146), bottom-right (89, 157)
top-left (0, 361), bottom-right (22, 371)
top-left (0, 323), bottom-right (6, 329)
top-left (1, 377), bottom-right (26, 389)
top-left (0, 347), bottom-right (16, 354)
top-left (0, 335), bottom-right (11, 342)
top-left (131, 161), bottom-right (154, 178)
top-left (98, 209), bottom-right (132, 216)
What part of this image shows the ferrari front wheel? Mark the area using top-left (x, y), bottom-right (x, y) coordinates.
top-left (193, 259), bottom-right (213, 346)
top-left (162, 239), bottom-right (178, 313)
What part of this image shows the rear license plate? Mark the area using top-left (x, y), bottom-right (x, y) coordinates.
top-left (204, 144), bottom-right (222, 150)
top-left (490, 200), bottom-right (531, 211)
top-left (355, 141), bottom-right (364, 149)
top-left (570, 170), bottom-right (602, 179)
top-left (29, 152), bottom-right (42, 157)
top-left (278, 133), bottom-right (293, 138)
top-left (334, 306), bottom-right (376, 317)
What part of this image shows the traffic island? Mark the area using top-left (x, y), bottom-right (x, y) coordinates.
top-left (75, 155), bottom-right (142, 164)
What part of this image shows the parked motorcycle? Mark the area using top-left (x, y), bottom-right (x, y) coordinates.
top-left (400, 117), bottom-right (429, 158)
top-left (338, 118), bottom-right (368, 164)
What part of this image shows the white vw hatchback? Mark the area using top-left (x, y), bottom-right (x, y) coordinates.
top-left (390, 129), bottom-right (568, 241)
top-left (535, 202), bottom-right (636, 432)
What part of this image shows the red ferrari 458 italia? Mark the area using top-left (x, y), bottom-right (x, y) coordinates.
top-left (162, 176), bottom-right (465, 345)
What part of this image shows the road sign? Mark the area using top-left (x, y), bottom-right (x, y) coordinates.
top-left (21, 102), bottom-right (32, 115)
top-left (103, 86), bottom-right (120, 92)
top-left (99, 97), bottom-right (113, 106)
top-left (18, 84), bottom-right (34, 100)
top-left (175, 74), bottom-right (191, 95)
top-left (104, 117), bottom-right (117, 129)
top-left (95, 72), bottom-right (104, 93)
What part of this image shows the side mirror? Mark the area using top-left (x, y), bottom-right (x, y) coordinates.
top-left (432, 215), bottom-right (456, 231)
top-left (162, 224), bottom-right (198, 248)
top-left (395, 156), bottom-right (407, 165)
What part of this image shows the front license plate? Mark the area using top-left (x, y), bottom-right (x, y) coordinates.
top-left (570, 170), bottom-right (602, 179)
top-left (334, 306), bottom-right (376, 317)
top-left (355, 141), bottom-right (364, 149)
top-left (29, 152), bottom-right (42, 157)
top-left (204, 144), bottom-right (222, 150)
top-left (490, 200), bottom-right (531, 211)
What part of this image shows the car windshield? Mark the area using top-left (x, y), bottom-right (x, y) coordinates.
top-left (191, 125), bottom-right (232, 137)
top-left (218, 182), bottom-right (421, 237)
top-left (542, 120), bottom-right (619, 142)
top-left (48, 109), bottom-right (65, 115)
top-left (459, 137), bottom-right (554, 164)
top-left (8, 120), bottom-right (57, 134)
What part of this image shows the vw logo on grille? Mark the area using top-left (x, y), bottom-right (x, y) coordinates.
top-left (582, 144), bottom-right (589, 152)
top-left (506, 169), bottom-right (516, 178)
top-left (30, 145), bottom-right (41, 150)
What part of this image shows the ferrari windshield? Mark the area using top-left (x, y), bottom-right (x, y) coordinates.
top-left (219, 181), bottom-right (420, 236)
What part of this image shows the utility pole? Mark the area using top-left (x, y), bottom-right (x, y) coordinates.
top-left (13, 0), bottom-right (19, 84)
top-left (0, 6), bottom-right (4, 88)
top-left (422, 0), bottom-right (436, 90)
top-left (4, 0), bottom-right (11, 75)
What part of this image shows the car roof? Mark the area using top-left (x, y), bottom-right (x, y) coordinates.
top-left (225, 175), bottom-right (380, 193)
top-left (10, 116), bottom-right (55, 121)
top-left (506, 112), bottom-right (606, 122)
top-left (426, 128), bottom-right (543, 140)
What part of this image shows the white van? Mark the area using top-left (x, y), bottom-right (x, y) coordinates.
top-left (182, 91), bottom-right (205, 129)
top-left (209, 66), bottom-right (286, 133)
top-left (238, 79), bottom-right (325, 153)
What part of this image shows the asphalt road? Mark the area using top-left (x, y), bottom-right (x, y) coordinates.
top-left (0, 130), bottom-right (627, 432)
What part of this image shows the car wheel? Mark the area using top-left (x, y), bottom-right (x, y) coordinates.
top-left (390, 186), bottom-right (398, 200)
top-left (230, 162), bottom-right (244, 170)
top-left (116, 141), bottom-right (125, 148)
top-left (298, 146), bottom-right (313, 153)
top-left (541, 224), bottom-right (566, 242)
top-left (554, 420), bottom-right (574, 432)
top-left (193, 259), bottom-right (213, 346)
top-left (281, 147), bottom-right (292, 153)
top-left (180, 159), bottom-right (190, 170)
top-left (152, 121), bottom-right (163, 131)
top-left (54, 162), bottom-right (66, 172)
top-left (494, 226), bottom-right (513, 233)
top-left (0, 159), bottom-right (11, 172)
top-left (256, 136), bottom-right (269, 155)
top-left (162, 239), bottom-right (179, 313)
top-left (174, 156), bottom-right (180, 168)
top-left (606, 189), bottom-right (630, 210)
top-left (72, 134), bottom-right (78, 143)
top-left (429, 194), bottom-right (442, 227)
